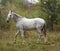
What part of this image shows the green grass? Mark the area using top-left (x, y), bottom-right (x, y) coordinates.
top-left (0, 29), bottom-right (60, 51)
top-left (0, 0), bottom-right (60, 51)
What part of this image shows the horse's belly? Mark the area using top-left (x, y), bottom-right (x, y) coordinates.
top-left (23, 22), bottom-right (36, 30)
top-left (23, 25), bottom-right (36, 30)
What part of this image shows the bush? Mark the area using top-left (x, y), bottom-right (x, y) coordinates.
top-left (0, 7), bottom-right (11, 30)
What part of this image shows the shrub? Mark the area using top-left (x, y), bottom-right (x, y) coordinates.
top-left (0, 7), bottom-right (11, 30)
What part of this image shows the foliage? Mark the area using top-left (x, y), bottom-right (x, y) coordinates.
top-left (0, 0), bottom-right (60, 51)
top-left (0, 0), bottom-right (60, 31)
top-left (0, 30), bottom-right (60, 51)
top-left (0, 7), bottom-right (11, 30)
top-left (40, 0), bottom-right (60, 30)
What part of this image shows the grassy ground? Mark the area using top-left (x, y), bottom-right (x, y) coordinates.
top-left (0, 29), bottom-right (60, 51)
top-left (0, 0), bottom-right (60, 51)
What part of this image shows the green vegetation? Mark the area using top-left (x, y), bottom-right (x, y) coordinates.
top-left (41, 0), bottom-right (60, 30)
top-left (0, 0), bottom-right (60, 51)
top-left (0, 0), bottom-right (60, 30)
top-left (0, 30), bottom-right (60, 51)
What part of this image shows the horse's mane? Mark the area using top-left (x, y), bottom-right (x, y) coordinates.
top-left (13, 12), bottom-right (22, 18)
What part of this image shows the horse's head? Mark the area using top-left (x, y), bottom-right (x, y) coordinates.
top-left (6, 10), bottom-right (13, 23)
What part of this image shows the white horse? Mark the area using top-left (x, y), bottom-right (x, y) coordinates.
top-left (22, 0), bottom-right (39, 5)
top-left (6, 10), bottom-right (47, 44)
top-left (27, 0), bottom-right (39, 4)
top-left (22, 0), bottom-right (40, 12)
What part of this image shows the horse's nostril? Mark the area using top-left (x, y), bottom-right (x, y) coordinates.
top-left (7, 20), bottom-right (9, 23)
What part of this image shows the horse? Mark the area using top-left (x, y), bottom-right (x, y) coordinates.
top-left (22, 0), bottom-right (39, 5)
top-left (22, 0), bottom-right (40, 13)
top-left (6, 10), bottom-right (47, 44)
top-left (27, 0), bottom-right (39, 4)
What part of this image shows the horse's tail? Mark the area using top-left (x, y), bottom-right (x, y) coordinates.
top-left (41, 23), bottom-right (46, 37)
top-left (41, 23), bottom-right (47, 42)
top-left (43, 24), bottom-right (46, 37)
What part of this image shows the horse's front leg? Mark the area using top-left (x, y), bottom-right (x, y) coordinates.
top-left (20, 29), bottom-right (25, 44)
top-left (14, 30), bottom-right (19, 44)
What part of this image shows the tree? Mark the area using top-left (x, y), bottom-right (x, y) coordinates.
top-left (41, 0), bottom-right (60, 30)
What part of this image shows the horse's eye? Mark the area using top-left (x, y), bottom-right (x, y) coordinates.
top-left (10, 15), bottom-right (11, 17)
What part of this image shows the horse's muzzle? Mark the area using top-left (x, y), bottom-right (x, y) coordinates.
top-left (7, 20), bottom-right (9, 23)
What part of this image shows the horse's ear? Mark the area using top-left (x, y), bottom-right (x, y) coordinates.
top-left (10, 9), bottom-right (13, 13)
top-left (11, 10), bottom-right (13, 13)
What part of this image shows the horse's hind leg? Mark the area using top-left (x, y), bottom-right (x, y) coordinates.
top-left (43, 27), bottom-right (47, 43)
top-left (42, 24), bottom-right (47, 43)
top-left (14, 30), bottom-right (19, 44)
top-left (36, 28), bottom-right (42, 43)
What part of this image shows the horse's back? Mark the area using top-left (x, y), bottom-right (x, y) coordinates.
top-left (22, 18), bottom-right (45, 24)
top-left (33, 18), bottom-right (45, 24)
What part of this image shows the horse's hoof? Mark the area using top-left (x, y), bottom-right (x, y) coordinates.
top-left (14, 41), bottom-right (16, 44)
top-left (44, 40), bottom-right (47, 43)
top-left (22, 42), bottom-right (24, 45)
top-left (22, 41), bottom-right (25, 45)
top-left (36, 41), bottom-right (40, 44)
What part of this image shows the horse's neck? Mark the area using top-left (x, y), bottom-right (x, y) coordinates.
top-left (13, 13), bottom-right (22, 23)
